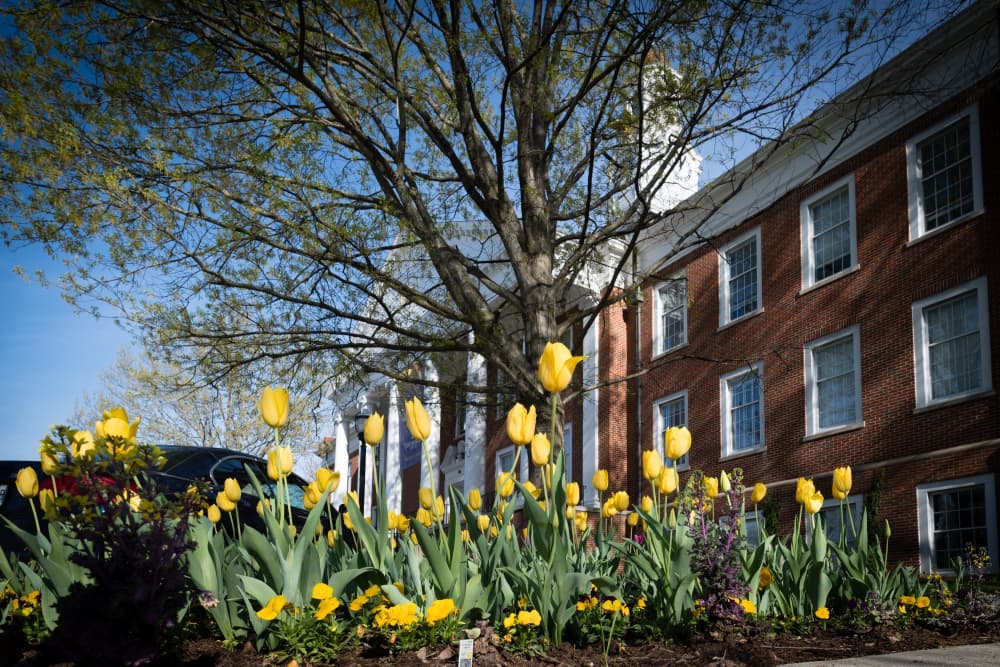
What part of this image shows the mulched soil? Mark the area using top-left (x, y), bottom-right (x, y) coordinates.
top-left (177, 621), bottom-right (999, 667)
top-left (8, 620), bottom-right (997, 666)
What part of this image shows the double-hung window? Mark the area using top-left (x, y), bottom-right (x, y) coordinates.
top-left (653, 390), bottom-right (689, 470)
top-left (912, 277), bottom-right (992, 408)
top-left (907, 107), bottom-right (983, 240)
top-left (804, 326), bottom-right (862, 436)
top-left (719, 229), bottom-right (762, 326)
top-left (655, 275), bottom-right (687, 354)
top-left (720, 363), bottom-right (764, 457)
top-left (801, 176), bottom-right (857, 289)
top-left (916, 474), bottom-right (997, 574)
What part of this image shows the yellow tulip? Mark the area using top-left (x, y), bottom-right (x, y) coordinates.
top-left (804, 490), bottom-right (824, 514)
top-left (613, 490), bottom-right (630, 512)
top-left (418, 487), bottom-right (434, 510)
top-left (640, 495), bottom-right (653, 513)
top-left (565, 481), bottom-right (580, 507)
top-left (627, 512), bottom-right (640, 527)
top-left (602, 498), bottom-right (617, 518)
top-left (327, 529), bottom-right (337, 547)
top-left (216, 491), bottom-right (236, 513)
top-left (40, 450), bottom-right (59, 476)
top-left (207, 504), bottom-right (222, 524)
top-left (530, 433), bottom-right (551, 467)
top-left (72, 431), bottom-right (96, 459)
top-left (434, 495), bottom-right (444, 519)
top-left (278, 446), bottom-right (293, 476)
top-left (416, 507), bottom-right (433, 527)
top-left (224, 478), bottom-right (242, 504)
top-left (665, 426), bottom-right (691, 460)
top-left (523, 480), bottom-right (540, 499)
top-left (592, 469), bottom-right (609, 493)
top-left (364, 412), bottom-right (384, 446)
top-left (477, 514), bottom-right (490, 532)
top-left (832, 466), bottom-right (852, 501)
top-left (719, 470), bottom-right (731, 493)
top-left (642, 450), bottom-right (663, 480)
top-left (404, 396), bottom-right (432, 441)
top-left (258, 386), bottom-right (290, 428)
top-left (396, 514), bottom-right (410, 532)
top-left (266, 450), bottom-right (280, 481)
top-left (796, 477), bottom-right (816, 505)
top-left (39, 488), bottom-right (55, 514)
top-left (505, 403), bottom-right (537, 446)
top-left (498, 472), bottom-right (515, 498)
top-left (537, 341), bottom-right (586, 393)
top-left (15, 467), bottom-right (38, 498)
top-left (303, 483), bottom-right (321, 510)
top-left (316, 467), bottom-right (340, 492)
top-left (704, 476), bottom-right (719, 499)
top-left (467, 488), bottom-right (482, 511)
top-left (575, 511), bottom-right (589, 532)
top-left (750, 482), bottom-right (767, 504)
top-left (565, 505), bottom-right (576, 520)
top-left (656, 467), bottom-right (678, 495)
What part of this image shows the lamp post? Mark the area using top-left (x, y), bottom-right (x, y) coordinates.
top-left (353, 413), bottom-right (369, 514)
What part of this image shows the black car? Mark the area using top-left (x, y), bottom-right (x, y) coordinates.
top-left (0, 446), bottom-right (320, 556)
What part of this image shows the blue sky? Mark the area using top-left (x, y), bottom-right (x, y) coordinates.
top-left (0, 242), bottom-right (131, 461)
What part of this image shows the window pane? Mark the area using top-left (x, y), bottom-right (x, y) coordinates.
top-left (660, 280), bottom-right (686, 351)
top-left (727, 239), bottom-right (758, 320)
top-left (811, 188), bottom-right (852, 281)
top-left (926, 291), bottom-right (981, 399)
top-left (814, 337), bottom-right (856, 428)
top-left (919, 118), bottom-right (974, 231)
top-left (931, 485), bottom-right (986, 568)
top-left (659, 397), bottom-right (688, 467)
top-left (729, 373), bottom-right (761, 451)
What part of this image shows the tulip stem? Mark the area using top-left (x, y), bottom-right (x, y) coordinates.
top-left (28, 497), bottom-right (41, 535)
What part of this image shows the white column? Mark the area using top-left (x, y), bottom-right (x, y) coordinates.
top-left (463, 345), bottom-right (486, 495)
top-left (582, 320), bottom-right (601, 508)
top-left (421, 362), bottom-right (440, 494)
top-left (332, 414), bottom-right (350, 507)
top-left (385, 384), bottom-right (402, 513)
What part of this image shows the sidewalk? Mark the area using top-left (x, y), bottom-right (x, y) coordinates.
top-left (784, 642), bottom-right (1000, 666)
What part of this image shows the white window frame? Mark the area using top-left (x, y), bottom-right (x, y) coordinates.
top-left (563, 422), bottom-right (574, 483)
top-left (653, 389), bottom-right (690, 471)
top-left (654, 273), bottom-right (687, 355)
top-left (911, 277), bottom-right (992, 409)
top-left (916, 474), bottom-right (997, 574)
top-left (720, 362), bottom-right (765, 458)
top-left (800, 175), bottom-right (858, 290)
top-left (906, 106), bottom-right (983, 241)
top-left (804, 326), bottom-right (863, 437)
top-left (719, 227), bottom-right (762, 327)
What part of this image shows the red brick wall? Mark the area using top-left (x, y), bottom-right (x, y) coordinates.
top-left (635, 78), bottom-right (1000, 564)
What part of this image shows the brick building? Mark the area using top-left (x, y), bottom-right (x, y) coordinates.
top-left (629, 2), bottom-right (999, 573)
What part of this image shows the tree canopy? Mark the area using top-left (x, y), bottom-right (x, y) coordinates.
top-left (0, 0), bottom-right (960, 426)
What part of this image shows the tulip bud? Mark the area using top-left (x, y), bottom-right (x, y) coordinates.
top-left (703, 476), bottom-right (719, 499)
top-left (39, 488), bottom-right (55, 515)
top-left (467, 488), bottom-right (482, 511)
top-left (668, 508), bottom-right (677, 528)
top-left (363, 412), bottom-right (385, 445)
top-left (565, 482), bottom-right (580, 507)
top-left (537, 341), bottom-right (586, 394)
top-left (832, 465), bottom-right (852, 501)
top-left (327, 529), bottom-right (337, 547)
top-left (627, 512), bottom-right (640, 527)
top-left (565, 505), bottom-right (576, 520)
top-left (15, 467), bottom-right (38, 498)
top-left (505, 403), bottom-right (536, 446)
top-left (592, 469), bottom-right (609, 493)
top-left (224, 478), bottom-right (242, 503)
top-left (750, 482), bottom-right (767, 504)
top-left (657, 466), bottom-right (678, 495)
top-left (530, 433), bottom-right (551, 467)
top-left (216, 491), bottom-right (236, 513)
top-left (640, 495), bottom-right (653, 513)
top-left (613, 490), bottom-right (629, 512)
top-left (477, 514), bottom-right (490, 532)
top-left (207, 504), bottom-right (222, 524)
top-left (277, 446), bottom-right (294, 476)
top-left (404, 396), bottom-right (432, 441)
top-left (664, 426), bottom-right (692, 460)
top-left (267, 450), bottom-right (280, 481)
top-left (259, 386), bottom-right (290, 428)
top-left (418, 487), bottom-right (434, 510)
top-left (434, 495), bottom-right (444, 519)
top-left (642, 450), bottom-right (663, 480)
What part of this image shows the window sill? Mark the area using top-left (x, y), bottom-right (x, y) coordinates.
top-left (720, 447), bottom-right (765, 462)
top-left (652, 341), bottom-right (689, 361)
top-left (798, 264), bottom-right (861, 297)
top-left (913, 389), bottom-right (995, 415)
top-left (906, 207), bottom-right (984, 248)
top-left (717, 308), bottom-right (764, 333)
top-left (801, 421), bottom-right (865, 443)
